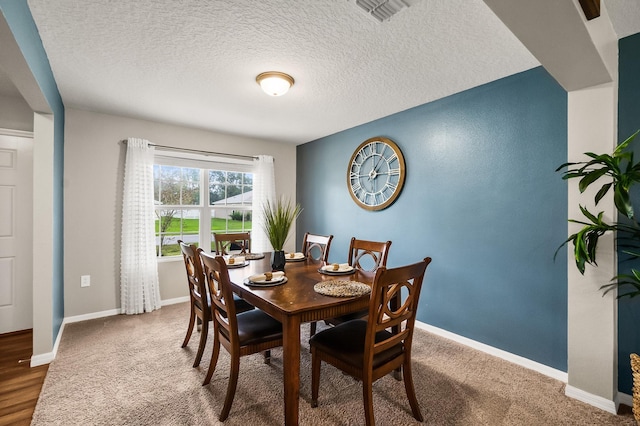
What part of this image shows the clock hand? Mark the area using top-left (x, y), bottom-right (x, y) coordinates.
top-left (370, 155), bottom-right (385, 177)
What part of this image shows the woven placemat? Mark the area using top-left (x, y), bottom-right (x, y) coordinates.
top-left (314, 280), bottom-right (371, 297)
top-left (632, 353), bottom-right (640, 423)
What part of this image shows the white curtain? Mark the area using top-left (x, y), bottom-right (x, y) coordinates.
top-left (252, 155), bottom-right (276, 252)
top-left (120, 138), bottom-right (162, 314)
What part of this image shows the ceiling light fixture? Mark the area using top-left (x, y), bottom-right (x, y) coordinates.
top-left (256, 71), bottom-right (294, 96)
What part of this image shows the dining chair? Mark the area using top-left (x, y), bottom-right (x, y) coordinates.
top-left (199, 250), bottom-right (284, 421)
top-left (348, 237), bottom-right (391, 273)
top-left (178, 240), bottom-right (254, 368)
top-left (302, 232), bottom-right (334, 336)
top-left (302, 232), bottom-right (334, 263)
top-left (213, 231), bottom-right (251, 255)
top-left (323, 238), bottom-right (392, 329)
top-left (178, 240), bottom-right (212, 368)
top-left (310, 257), bottom-right (432, 426)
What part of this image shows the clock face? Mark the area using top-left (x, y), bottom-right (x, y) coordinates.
top-left (347, 137), bottom-right (406, 211)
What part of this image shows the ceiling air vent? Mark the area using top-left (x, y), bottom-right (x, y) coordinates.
top-left (354, 0), bottom-right (417, 22)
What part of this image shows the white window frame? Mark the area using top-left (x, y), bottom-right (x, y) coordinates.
top-left (154, 150), bottom-right (254, 259)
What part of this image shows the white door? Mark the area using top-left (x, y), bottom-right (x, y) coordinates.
top-left (0, 132), bottom-right (33, 334)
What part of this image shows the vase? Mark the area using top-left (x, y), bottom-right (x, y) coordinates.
top-left (271, 250), bottom-right (286, 272)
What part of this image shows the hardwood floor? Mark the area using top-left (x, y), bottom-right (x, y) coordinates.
top-left (0, 330), bottom-right (48, 426)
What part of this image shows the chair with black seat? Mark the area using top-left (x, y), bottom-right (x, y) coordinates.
top-left (324, 237), bottom-right (392, 328)
top-left (310, 257), bottom-right (432, 426)
top-left (214, 232), bottom-right (251, 255)
top-left (199, 250), bottom-right (284, 421)
top-left (302, 232), bottom-right (333, 263)
top-left (302, 232), bottom-right (334, 336)
top-left (178, 240), bottom-right (212, 368)
top-left (178, 240), bottom-right (254, 369)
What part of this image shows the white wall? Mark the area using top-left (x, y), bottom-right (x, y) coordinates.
top-left (0, 94), bottom-right (32, 131)
top-left (64, 108), bottom-right (297, 316)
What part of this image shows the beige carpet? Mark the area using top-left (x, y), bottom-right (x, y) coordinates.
top-left (31, 303), bottom-right (635, 425)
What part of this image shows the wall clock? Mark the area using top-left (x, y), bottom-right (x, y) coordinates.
top-left (347, 136), bottom-right (406, 211)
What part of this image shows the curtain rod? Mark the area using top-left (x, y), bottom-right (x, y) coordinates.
top-left (121, 139), bottom-right (258, 161)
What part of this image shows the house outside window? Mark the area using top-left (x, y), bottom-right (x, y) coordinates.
top-left (153, 153), bottom-right (253, 257)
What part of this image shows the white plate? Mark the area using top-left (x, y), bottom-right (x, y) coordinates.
top-left (248, 271), bottom-right (285, 284)
top-left (285, 252), bottom-right (306, 262)
top-left (244, 277), bottom-right (288, 287)
top-left (226, 261), bottom-right (249, 269)
top-left (319, 264), bottom-right (354, 275)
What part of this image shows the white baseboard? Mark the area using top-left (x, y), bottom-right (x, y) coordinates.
top-left (415, 321), bottom-right (636, 415)
top-left (565, 385), bottom-right (617, 414)
top-left (415, 321), bottom-right (568, 382)
top-left (618, 392), bottom-right (633, 408)
top-left (30, 320), bottom-right (65, 367)
top-left (64, 308), bottom-right (122, 324)
top-left (161, 296), bottom-right (189, 306)
top-left (29, 298), bottom-right (188, 366)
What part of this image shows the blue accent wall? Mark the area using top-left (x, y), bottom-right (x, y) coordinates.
top-left (617, 32), bottom-right (640, 395)
top-left (0, 0), bottom-right (65, 341)
top-left (297, 67), bottom-right (568, 370)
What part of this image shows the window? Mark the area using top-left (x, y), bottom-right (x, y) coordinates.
top-left (153, 154), bottom-right (253, 257)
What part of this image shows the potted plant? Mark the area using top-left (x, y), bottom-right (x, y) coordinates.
top-left (557, 129), bottom-right (640, 423)
top-left (556, 129), bottom-right (640, 297)
top-left (261, 197), bottom-right (302, 271)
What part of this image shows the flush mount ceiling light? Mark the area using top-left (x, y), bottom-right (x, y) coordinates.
top-left (256, 71), bottom-right (294, 96)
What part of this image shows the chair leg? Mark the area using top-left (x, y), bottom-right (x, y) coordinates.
top-left (362, 378), bottom-right (375, 426)
top-left (219, 354), bottom-right (240, 421)
top-left (202, 334), bottom-right (220, 386)
top-left (393, 366), bottom-right (402, 381)
top-left (310, 321), bottom-right (317, 336)
top-left (402, 359), bottom-right (423, 422)
top-left (196, 316), bottom-right (202, 332)
top-left (311, 347), bottom-right (321, 408)
top-left (181, 306), bottom-right (196, 348)
top-left (193, 318), bottom-right (208, 368)
top-left (263, 350), bottom-right (271, 364)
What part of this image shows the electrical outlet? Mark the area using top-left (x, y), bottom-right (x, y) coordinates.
top-left (81, 275), bottom-right (90, 287)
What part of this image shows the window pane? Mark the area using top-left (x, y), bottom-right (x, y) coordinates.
top-left (181, 167), bottom-right (200, 206)
top-left (212, 207), bottom-right (229, 232)
top-left (210, 170), bottom-right (225, 183)
top-left (159, 165), bottom-right (181, 205)
top-left (227, 172), bottom-right (242, 184)
top-left (243, 173), bottom-right (253, 185)
top-left (226, 184), bottom-right (242, 201)
top-left (210, 184), bottom-right (226, 204)
top-left (155, 208), bottom-right (200, 256)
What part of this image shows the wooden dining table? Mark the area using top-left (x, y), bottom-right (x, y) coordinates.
top-left (226, 255), bottom-right (374, 426)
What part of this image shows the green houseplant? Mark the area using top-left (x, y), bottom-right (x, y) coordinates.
top-left (557, 129), bottom-right (640, 298)
top-left (261, 197), bottom-right (302, 271)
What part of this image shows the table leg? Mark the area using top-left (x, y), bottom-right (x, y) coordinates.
top-left (282, 315), bottom-right (301, 425)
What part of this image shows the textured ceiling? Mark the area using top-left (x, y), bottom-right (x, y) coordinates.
top-left (9, 0), bottom-right (640, 144)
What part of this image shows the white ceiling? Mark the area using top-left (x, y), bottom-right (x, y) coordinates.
top-left (3, 0), bottom-right (639, 144)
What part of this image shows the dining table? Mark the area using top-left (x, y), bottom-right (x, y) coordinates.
top-left (226, 255), bottom-right (375, 426)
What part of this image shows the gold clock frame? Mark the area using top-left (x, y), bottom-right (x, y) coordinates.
top-left (347, 136), bottom-right (406, 211)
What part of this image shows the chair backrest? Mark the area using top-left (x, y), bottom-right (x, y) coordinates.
top-left (348, 237), bottom-right (392, 272)
top-left (199, 250), bottom-right (239, 343)
top-left (214, 232), bottom-right (251, 255)
top-left (302, 232), bottom-right (334, 262)
top-left (178, 240), bottom-right (207, 308)
top-left (364, 257), bottom-right (432, 368)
